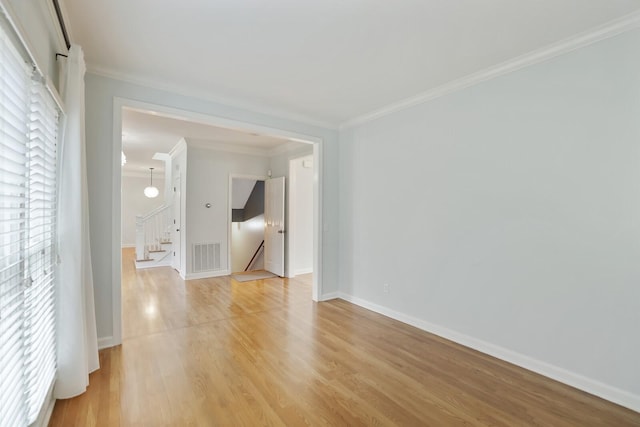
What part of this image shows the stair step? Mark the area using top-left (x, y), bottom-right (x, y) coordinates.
top-left (136, 258), bottom-right (154, 262)
top-left (148, 250), bottom-right (166, 253)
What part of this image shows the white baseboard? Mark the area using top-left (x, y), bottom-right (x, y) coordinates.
top-left (294, 268), bottom-right (313, 276)
top-left (319, 291), bottom-right (340, 301)
top-left (98, 336), bottom-right (115, 350)
top-left (337, 292), bottom-right (640, 413)
top-left (121, 243), bottom-right (136, 248)
top-left (135, 259), bottom-right (172, 269)
top-left (185, 270), bottom-right (231, 280)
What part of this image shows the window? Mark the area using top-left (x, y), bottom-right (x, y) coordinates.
top-left (0, 18), bottom-right (60, 427)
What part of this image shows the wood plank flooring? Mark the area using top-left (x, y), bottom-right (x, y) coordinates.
top-left (49, 248), bottom-right (640, 426)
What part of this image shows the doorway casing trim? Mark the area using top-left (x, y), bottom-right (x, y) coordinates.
top-left (112, 97), bottom-right (325, 347)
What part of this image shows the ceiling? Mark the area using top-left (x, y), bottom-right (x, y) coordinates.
top-left (61, 1), bottom-right (640, 126)
top-left (121, 108), bottom-right (296, 175)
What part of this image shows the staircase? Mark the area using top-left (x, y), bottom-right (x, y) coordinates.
top-left (135, 204), bottom-right (173, 269)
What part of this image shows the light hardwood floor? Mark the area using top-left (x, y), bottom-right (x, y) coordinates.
top-left (50, 248), bottom-right (640, 426)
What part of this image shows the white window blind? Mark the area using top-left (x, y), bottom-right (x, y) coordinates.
top-left (0, 24), bottom-right (32, 427)
top-left (0, 18), bottom-right (60, 427)
top-left (24, 80), bottom-right (59, 423)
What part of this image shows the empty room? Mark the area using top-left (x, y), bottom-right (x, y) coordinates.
top-left (1, 1), bottom-right (640, 426)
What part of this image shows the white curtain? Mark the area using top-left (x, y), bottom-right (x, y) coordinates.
top-left (55, 45), bottom-right (100, 399)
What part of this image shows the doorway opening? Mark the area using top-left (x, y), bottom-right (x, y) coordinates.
top-left (287, 154), bottom-right (314, 279)
top-left (114, 98), bottom-right (324, 346)
top-left (230, 177), bottom-right (267, 275)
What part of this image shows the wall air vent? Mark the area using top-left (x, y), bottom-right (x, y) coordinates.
top-left (192, 242), bottom-right (221, 272)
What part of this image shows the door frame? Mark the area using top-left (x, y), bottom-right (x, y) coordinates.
top-left (171, 173), bottom-right (181, 273)
top-left (112, 97), bottom-right (324, 346)
top-left (228, 174), bottom-right (267, 275)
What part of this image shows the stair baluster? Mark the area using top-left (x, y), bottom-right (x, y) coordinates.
top-left (135, 203), bottom-right (173, 266)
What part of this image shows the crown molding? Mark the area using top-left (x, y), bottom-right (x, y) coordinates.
top-left (340, 10), bottom-right (640, 129)
top-left (86, 64), bottom-right (339, 130)
top-left (168, 138), bottom-right (187, 159)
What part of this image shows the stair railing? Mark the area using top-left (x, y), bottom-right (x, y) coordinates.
top-left (135, 204), bottom-right (172, 261)
top-left (245, 240), bottom-right (265, 271)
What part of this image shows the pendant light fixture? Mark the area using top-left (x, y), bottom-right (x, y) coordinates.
top-left (144, 167), bottom-right (159, 198)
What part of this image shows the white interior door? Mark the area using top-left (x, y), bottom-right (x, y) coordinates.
top-left (264, 176), bottom-right (285, 276)
top-left (172, 175), bottom-right (181, 272)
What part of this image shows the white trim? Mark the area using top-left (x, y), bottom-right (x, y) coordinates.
top-left (97, 336), bottom-right (115, 350)
top-left (319, 292), bottom-right (339, 301)
top-left (45, 76), bottom-right (65, 114)
top-left (337, 292), bottom-right (640, 413)
top-left (287, 158), bottom-right (297, 279)
top-left (89, 65), bottom-right (338, 130)
top-left (151, 152), bottom-right (171, 161)
top-left (294, 268), bottom-right (313, 276)
top-left (170, 170), bottom-right (184, 275)
top-left (135, 259), bottom-right (172, 270)
top-left (121, 243), bottom-right (135, 248)
top-left (112, 102), bottom-right (123, 347)
top-left (340, 10), bottom-right (640, 129)
top-left (168, 138), bottom-right (187, 158)
top-left (311, 142), bottom-right (322, 302)
top-left (185, 270), bottom-right (231, 280)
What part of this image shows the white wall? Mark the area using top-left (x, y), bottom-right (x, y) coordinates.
top-left (291, 155), bottom-right (314, 275)
top-left (185, 144), bottom-right (269, 276)
top-left (231, 214), bottom-right (265, 273)
top-left (84, 73), bottom-right (339, 343)
top-left (121, 175), bottom-right (165, 246)
top-left (339, 29), bottom-right (640, 408)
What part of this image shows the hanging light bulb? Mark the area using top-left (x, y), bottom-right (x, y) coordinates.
top-left (144, 167), bottom-right (159, 198)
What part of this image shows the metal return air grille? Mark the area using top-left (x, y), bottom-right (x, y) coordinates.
top-left (192, 242), bottom-right (221, 272)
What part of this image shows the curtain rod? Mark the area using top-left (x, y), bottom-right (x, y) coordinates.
top-left (52, 0), bottom-right (70, 50)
